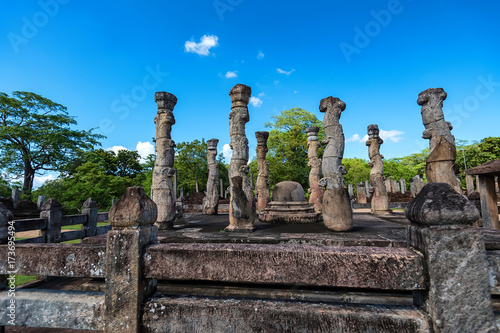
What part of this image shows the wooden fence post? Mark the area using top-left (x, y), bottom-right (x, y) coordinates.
top-left (40, 199), bottom-right (62, 243)
top-left (406, 183), bottom-right (496, 333)
top-left (105, 186), bottom-right (157, 332)
top-left (82, 198), bottom-right (98, 238)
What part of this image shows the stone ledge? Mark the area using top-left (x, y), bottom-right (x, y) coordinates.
top-left (145, 243), bottom-right (425, 290)
top-left (143, 296), bottom-right (430, 333)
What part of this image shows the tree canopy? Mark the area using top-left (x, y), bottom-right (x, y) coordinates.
top-left (0, 91), bottom-right (103, 194)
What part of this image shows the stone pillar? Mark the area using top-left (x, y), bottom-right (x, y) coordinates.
top-left (151, 91), bottom-right (177, 230)
top-left (306, 126), bottom-right (323, 213)
top-left (406, 183), bottom-right (495, 333)
top-left (466, 174), bottom-right (475, 195)
top-left (417, 88), bottom-right (461, 193)
top-left (356, 183), bottom-right (367, 204)
top-left (37, 195), bottom-right (45, 210)
top-left (11, 189), bottom-right (20, 210)
top-left (82, 198), bottom-right (97, 238)
top-left (400, 178), bottom-right (406, 194)
top-left (105, 186), bottom-right (157, 333)
top-left (202, 139), bottom-right (219, 215)
top-left (319, 97), bottom-right (352, 231)
top-left (385, 178), bottom-right (392, 193)
top-left (255, 131), bottom-right (270, 211)
top-left (364, 180), bottom-right (371, 197)
top-left (173, 172), bottom-right (177, 200)
top-left (226, 84), bottom-right (255, 231)
top-left (366, 124), bottom-right (390, 215)
top-left (348, 183), bottom-right (354, 197)
top-left (40, 199), bottom-right (62, 243)
top-left (395, 181), bottom-right (401, 193)
top-left (477, 175), bottom-right (500, 230)
top-left (410, 179), bottom-right (416, 197)
top-left (220, 179), bottom-right (224, 199)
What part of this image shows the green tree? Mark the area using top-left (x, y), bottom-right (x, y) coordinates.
top-left (174, 139), bottom-right (228, 195)
top-left (0, 91), bottom-right (103, 195)
top-left (342, 158), bottom-right (371, 190)
top-left (33, 149), bottom-right (145, 213)
top-left (455, 137), bottom-right (500, 187)
top-left (263, 108), bottom-right (323, 190)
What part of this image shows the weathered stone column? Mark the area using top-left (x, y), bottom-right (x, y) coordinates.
top-left (306, 126), bottom-right (323, 213)
top-left (151, 91), bottom-right (177, 230)
top-left (400, 178), bottom-right (406, 194)
top-left (366, 124), bottom-right (390, 215)
top-left (40, 199), bottom-right (62, 243)
top-left (356, 183), bottom-right (367, 204)
top-left (11, 189), bottom-right (19, 210)
top-left (105, 186), bottom-right (157, 333)
top-left (406, 183), bottom-right (495, 333)
top-left (226, 84), bottom-right (255, 231)
top-left (466, 174), bottom-right (475, 194)
top-left (364, 180), bottom-right (371, 197)
top-left (477, 175), bottom-right (500, 230)
top-left (82, 198), bottom-right (97, 238)
top-left (319, 97), bottom-right (352, 231)
top-left (202, 138), bottom-right (219, 215)
top-left (255, 131), bottom-right (270, 211)
top-left (417, 88), bottom-right (461, 193)
top-left (348, 183), bottom-right (354, 197)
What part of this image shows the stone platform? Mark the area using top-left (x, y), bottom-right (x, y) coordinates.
top-left (258, 201), bottom-right (323, 224)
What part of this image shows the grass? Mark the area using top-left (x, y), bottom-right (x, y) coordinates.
top-left (14, 274), bottom-right (37, 286)
top-left (61, 222), bottom-right (109, 230)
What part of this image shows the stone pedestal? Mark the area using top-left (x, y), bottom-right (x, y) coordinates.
top-left (152, 91), bottom-right (177, 230)
top-left (366, 124), bottom-right (390, 215)
top-left (226, 84), bottom-right (255, 231)
top-left (306, 126), bottom-right (323, 213)
top-left (417, 88), bottom-right (461, 193)
top-left (255, 131), bottom-right (270, 211)
top-left (105, 186), bottom-right (158, 333)
top-left (202, 139), bottom-right (219, 215)
top-left (319, 97), bottom-right (352, 231)
top-left (405, 183), bottom-right (495, 333)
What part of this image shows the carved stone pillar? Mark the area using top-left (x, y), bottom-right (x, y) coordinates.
top-left (255, 131), bottom-right (270, 211)
top-left (226, 84), bottom-right (255, 231)
top-left (319, 97), bottom-right (353, 231)
top-left (202, 138), bottom-right (219, 215)
top-left (417, 88), bottom-right (461, 193)
top-left (152, 91), bottom-right (177, 230)
top-left (306, 126), bottom-right (324, 213)
top-left (366, 124), bottom-right (390, 215)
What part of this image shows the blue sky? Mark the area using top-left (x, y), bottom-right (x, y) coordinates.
top-left (1, 1), bottom-right (500, 186)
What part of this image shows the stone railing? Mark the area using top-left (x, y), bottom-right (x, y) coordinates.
top-left (0, 185), bottom-right (497, 332)
top-left (3, 197), bottom-right (110, 244)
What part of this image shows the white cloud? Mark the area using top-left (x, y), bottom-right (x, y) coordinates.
top-left (33, 174), bottom-right (56, 188)
top-left (274, 80), bottom-right (279, 86)
top-left (107, 146), bottom-right (128, 155)
top-left (184, 35), bottom-right (219, 56)
top-left (277, 68), bottom-right (295, 75)
top-left (225, 71), bottom-right (237, 78)
top-left (257, 50), bottom-right (265, 60)
top-left (380, 129), bottom-right (404, 142)
top-left (136, 141), bottom-right (155, 162)
top-left (346, 134), bottom-right (361, 142)
top-left (258, 92), bottom-right (265, 97)
top-left (294, 90), bottom-right (299, 94)
top-left (250, 96), bottom-right (263, 108)
top-left (222, 144), bottom-right (232, 161)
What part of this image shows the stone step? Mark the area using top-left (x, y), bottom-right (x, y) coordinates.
top-left (143, 296), bottom-right (430, 333)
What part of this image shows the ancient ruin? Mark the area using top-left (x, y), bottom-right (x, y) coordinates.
top-left (306, 126), bottom-right (324, 213)
top-left (255, 131), bottom-right (270, 211)
top-left (151, 91), bottom-right (177, 230)
top-left (202, 138), bottom-right (219, 215)
top-left (259, 181), bottom-right (322, 223)
top-left (226, 84), bottom-right (255, 231)
top-left (366, 124), bottom-right (390, 215)
top-left (319, 97), bottom-right (353, 231)
top-left (417, 88), bottom-right (461, 193)
top-left (356, 182), bottom-right (367, 204)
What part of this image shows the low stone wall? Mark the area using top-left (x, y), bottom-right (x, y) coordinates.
top-left (354, 202), bottom-right (409, 210)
